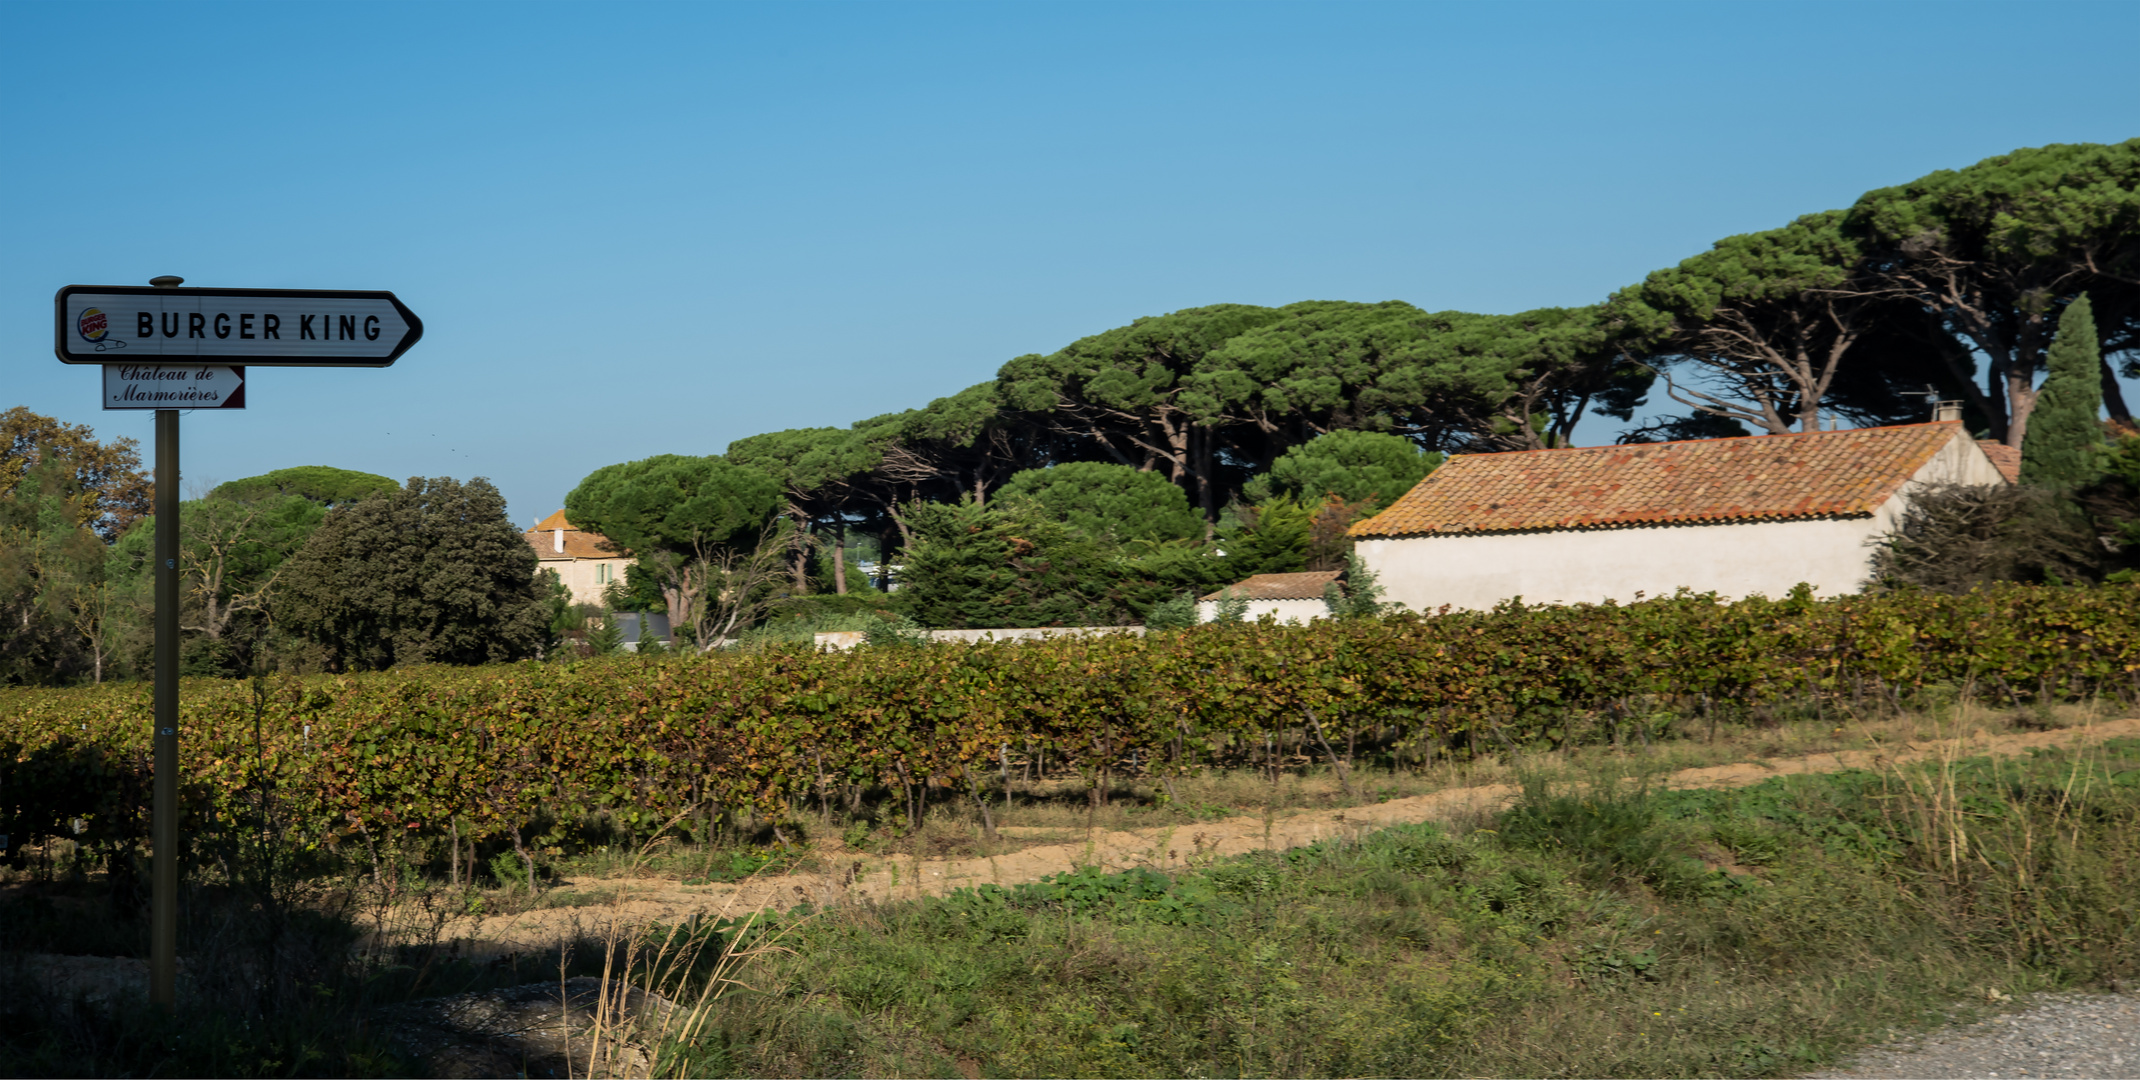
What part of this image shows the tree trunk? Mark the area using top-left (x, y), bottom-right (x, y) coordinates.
top-left (1196, 426), bottom-right (1218, 540)
top-left (789, 508), bottom-right (810, 593)
top-left (2101, 355), bottom-right (2133, 425)
top-left (833, 520), bottom-right (848, 595)
top-left (878, 524), bottom-right (896, 591)
top-left (2004, 365), bottom-right (2038, 449)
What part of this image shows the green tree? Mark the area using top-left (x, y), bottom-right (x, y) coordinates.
top-left (1199, 302), bottom-right (1651, 455)
top-left (2080, 435), bottom-right (2140, 581)
top-left (893, 499), bottom-right (1124, 629)
top-left (275, 476), bottom-right (547, 670)
top-left (1183, 300), bottom-right (1431, 469)
top-left (1845, 140), bottom-right (2140, 444)
top-left (1, 407), bottom-right (152, 542)
top-left (1414, 306), bottom-right (1654, 450)
top-left (1322, 553), bottom-right (1394, 618)
top-left (996, 461), bottom-right (1203, 544)
top-left (603, 561), bottom-right (669, 613)
top-left (564, 454), bottom-right (783, 639)
top-left (2020, 294), bottom-right (2106, 488)
top-left (1141, 591), bottom-right (1198, 630)
top-left (206, 465), bottom-right (397, 507)
top-left (727, 428), bottom-right (889, 595)
top-left (875, 382), bottom-right (1046, 508)
top-left (1618, 211), bottom-right (1911, 435)
top-left (1245, 430), bottom-right (1438, 511)
top-left (0, 459), bottom-right (112, 685)
top-left (1210, 587), bottom-right (1250, 623)
top-left (1227, 498), bottom-right (1310, 578)
top-left (142, 467), bottom-right (381, 674)
top-left (999, 303), bottom-right (1289, 525)
top-left (584, 614), bottom-right (625, 656)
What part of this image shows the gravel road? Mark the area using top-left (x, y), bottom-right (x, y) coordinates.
top-left (1806, 992), bottom-right (2139, 1079)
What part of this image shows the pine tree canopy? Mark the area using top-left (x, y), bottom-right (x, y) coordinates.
top-left (1253, 430), bottom-right (1440, 511)
top-left (996, 461), bottom-right (1202, 544)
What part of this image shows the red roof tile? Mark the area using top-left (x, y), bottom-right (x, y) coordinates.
top-left (1351, 423), bottom-right (1968, 539)
top-left (1977, 440), bottom-right (2021, 484)
top-left (524, 510), bottom-right (626, 561)
top-left (1200, 570), bottom-right (1343, 602)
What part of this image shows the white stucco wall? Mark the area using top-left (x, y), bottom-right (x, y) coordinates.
top-left (1358, 429), bottom-right (2006, 612)
top-left (539, 556), bottom-right (633, 607)
top-left (1194, 598), bottom-right (1329, 624)
top-left (814, 626), bottom-right (1144, 651)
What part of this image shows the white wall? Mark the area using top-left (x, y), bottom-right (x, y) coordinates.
top-left (540, 557), bottom-right (633, 607)
top-left (814, 626), bottom-right (1143, 651)
top-left (1358, 516), bottom-right (1889, 611)
top-left (1359, 429), bottom-right (2006, 612)
top-left (1194, 598), bottom-right (1328, 624)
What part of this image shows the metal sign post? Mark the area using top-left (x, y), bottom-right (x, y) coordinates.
top-left (151, 396), bottom-right (179, 1009)
top-left (58, 277), bottom-right (420, 1012)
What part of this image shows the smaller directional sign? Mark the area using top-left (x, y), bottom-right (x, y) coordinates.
top-left (103, 365), bottom-right (246, 410)
top-left (57, 285), bottom-right (421, 367)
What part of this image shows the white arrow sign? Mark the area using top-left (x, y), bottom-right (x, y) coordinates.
top-left (102, 364), bottom-right (246, 410)
top-left (57, 286), bottom-right (421, 366)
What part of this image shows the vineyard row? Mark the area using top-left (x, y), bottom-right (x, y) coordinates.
top-left (3, 583), bottom-right (2136, 871)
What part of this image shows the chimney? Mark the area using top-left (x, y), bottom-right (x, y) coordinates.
top-left (1933, 400), bottom-right (1963, 423)
top-left (554, 528), bottom-right (565, 553)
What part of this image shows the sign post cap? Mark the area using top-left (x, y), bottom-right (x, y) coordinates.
top-left (149, 276), bottom-right (184, 288)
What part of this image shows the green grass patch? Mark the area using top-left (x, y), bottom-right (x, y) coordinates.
top-left (668, 739), bottom-right (2140, 1078)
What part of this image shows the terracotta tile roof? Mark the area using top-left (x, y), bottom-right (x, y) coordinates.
top-left (1350, 423), bottom-right (1968, 539)
top-left (524, 510), bottom-right (626, 561)
top-left (1200, 570), bottom-right (1343, 602)
top-left (1977, 440), bottom-right (2021, 484)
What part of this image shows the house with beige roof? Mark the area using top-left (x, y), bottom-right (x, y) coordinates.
top-left (524, 509), bottom-right (633, 607)
top-left (1347, 421), bottom-right (2010, 613)
top-left (1197, 570), bottom-right (1344, 624)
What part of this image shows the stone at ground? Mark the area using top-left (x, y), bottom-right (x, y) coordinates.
top-left (1805, 992), bottom-right (2139, 1079)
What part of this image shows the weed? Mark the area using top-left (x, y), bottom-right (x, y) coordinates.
top-left (660, 740), bottom-right (2140, 1078)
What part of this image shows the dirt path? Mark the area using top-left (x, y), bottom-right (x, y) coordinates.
top-left (437, 717), bottom-right (2140, 956)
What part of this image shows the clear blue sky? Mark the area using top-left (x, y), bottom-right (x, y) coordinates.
top-left (7, 1), bottom-right (2139, 524)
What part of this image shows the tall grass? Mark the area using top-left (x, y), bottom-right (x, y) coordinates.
top-left (645, 737), bottom-right (2140, 1078)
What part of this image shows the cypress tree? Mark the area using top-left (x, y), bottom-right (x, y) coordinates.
top-left (2020, 294), bottom-right (2105, 488)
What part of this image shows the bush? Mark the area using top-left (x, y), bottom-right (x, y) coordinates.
top-left (1869, 482), bottom-right (2101, 590)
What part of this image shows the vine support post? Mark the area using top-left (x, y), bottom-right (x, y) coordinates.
top-left (1303, 709), bottom-right (1360, 801)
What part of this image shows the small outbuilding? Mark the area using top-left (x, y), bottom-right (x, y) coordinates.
top-left (1197, 570), bottom-right (1344, 624)
top-left (1347, 421), bottom-right (2010, 613)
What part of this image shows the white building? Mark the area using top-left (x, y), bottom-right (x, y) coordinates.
top-left (1197, 570), bottom-right (1343, 624)
top-left (524, 509), bottom-right (634, 607)
top-left (1347, 421), bottom-right (2015, 613)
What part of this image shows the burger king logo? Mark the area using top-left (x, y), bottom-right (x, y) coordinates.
top-left (77, 307), bottom-right (125, 351)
